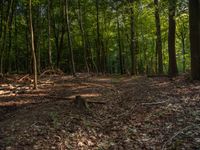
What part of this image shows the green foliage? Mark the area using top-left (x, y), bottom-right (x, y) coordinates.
top-left (0, 0), bottom-right (190, 74)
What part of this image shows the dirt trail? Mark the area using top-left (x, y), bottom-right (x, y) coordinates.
top-left (0, 75), bottom-right (200, 149)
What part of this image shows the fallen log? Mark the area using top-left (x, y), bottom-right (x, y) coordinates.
top-left (16, 95), bottom-right (107, 104)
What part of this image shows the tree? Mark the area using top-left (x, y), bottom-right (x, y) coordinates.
top-left (189, 0), bottom-right (200, 80)
top-left (0, 0), bottom-right (192, 76)
top-left (129, 0), bottom-right (136, 75)
top-left (48, 0), bottom-right (52, 68)
top-left (176, 13), bottom-right (188, 72)
top-left (95, 0), bottom-right (101, 73)
top-left (0, 0), bottom-right (14, 75)
top-left (154, 0), bottom-right (163, 74)
top-left (168, 0), bottom-right (178, 76)
top-left (117, 14), bottom-right (124, 75)
top-left (65, 0), bottom-right (76, 76)
top-left (78, 0), bottom-right (89, 73)
top-left (29, 0), bottom-right (38, 89)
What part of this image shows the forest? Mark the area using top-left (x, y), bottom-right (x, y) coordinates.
top-left (0, 0), bottom-right (200, 149)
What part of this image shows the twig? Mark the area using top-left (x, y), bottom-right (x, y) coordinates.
top-left (142, 101), bottom-right (168, 105)
top-left (18, 74), bottom-right (30, 82)
top-left (40, 69), bottom-right (64, 77)
top-left (16, 95), bottom-right (107, 104)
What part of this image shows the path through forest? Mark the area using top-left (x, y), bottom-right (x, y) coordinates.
top-left (0, 74), bottom-right (200, 149)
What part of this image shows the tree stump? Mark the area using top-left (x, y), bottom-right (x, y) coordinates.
top-left (74, 95), bottom-right (89, 110)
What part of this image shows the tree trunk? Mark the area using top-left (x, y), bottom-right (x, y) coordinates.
top-left (7, 1), bottom-right (15, 74)
top-left (181, 35), bottom-right (186, 72)
top-left (65, 0), bottom-right (76, 76)
top-left (130, 0), bottom-right (136, 75)
top-left (0, 0), bottom-right (14, 75)
top-left (29, 0), bottom-right (38, 89)
top-left (78, 0), bottom-right (89, 73)
top-left (48, 0), bottom-right (52, 68)
top-left (96, 0), bottom-right (101, 73)
top-left (168, 0), bottom-right (178, 76)
top-left (154, 0), bottom-right (163, 74)
top-left (0, 1), bottom-right (3, 39)
top-left (52, 0), bottom-right (65, 69)
top-left (189, 0), bottom-right (200, 80)
top-left (117, 15), bottom-right (123, 75)
top-left (7, 19), bottom-right (13, 74)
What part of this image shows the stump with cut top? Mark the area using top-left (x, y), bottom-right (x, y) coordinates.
top-left (74, 95), bottom-right (89, 110)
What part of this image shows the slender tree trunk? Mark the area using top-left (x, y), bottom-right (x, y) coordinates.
top-left (101, 39), bottom-right (106, 73)
top-left (37, 40), bottom-right (41, 74)
top-left (34, 17), bottom-right (41, 74)
top-left (0, 0), bottom-right (13, 75)
top-left (48, 0), bottom-right (52, 68)
top-left (29, 0), bottom-right (38, 89)
top-left (130, 0), bottom-right (136, 75)
top-left (154, 0), bottom-right (163, 74)
top-left (7, 19), bottom-right (13, 73)
top-left (168, 0), bottom-right (178, 76)
top-left (117, 15), bottom-right (123, 75)
top-left (78, 0), bottom-right (89, 73)
top-left (181, 34), bottom-right (186, 72)
top-left (65, 0), bottom-right (76, 76)
top-left (189, 0), bottom-right (200, 80)
top-left (25, 8), bottom-right (31, 73)
top-left (7, 1), bottom-right (15, 73)
top-left (0, 1), bottom-right (3, 39)
top-left (25, 25), bottom-right (30, 73)
top-left (51, 12), bottom-right (60, 68)
top-left (14, 14), bottom-right (19, 73)
top-left (52, 0), bottom-right (64, 69)
top-left (96, 0), bottom-right (101, 73)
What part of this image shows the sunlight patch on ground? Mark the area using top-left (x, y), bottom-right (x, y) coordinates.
top-left (71, 85), bottom-right (89, 90)
top-left (67, 93), bottom-right (102, 99)
top-left (0, 99), bottom-right (33, 107)
top-left (92, 78), bottom-right (111, 82)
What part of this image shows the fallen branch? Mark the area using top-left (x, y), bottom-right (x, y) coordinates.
top-left (45, 96), bottom-right (106, 104)
top-left (142, 101), bottom-right (168, 106)
top-left (40, 69), bottom-right (64, 77)
top-left (16, 95), bottom-right (107, 104)
top-left (18, 74), bottom-right (30, 82)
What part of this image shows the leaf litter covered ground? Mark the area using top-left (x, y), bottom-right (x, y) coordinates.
top-left (0, 74), bottom-right (200, 150)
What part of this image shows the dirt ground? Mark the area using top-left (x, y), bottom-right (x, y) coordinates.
top-left (0, 74), bottom-right (200, 150)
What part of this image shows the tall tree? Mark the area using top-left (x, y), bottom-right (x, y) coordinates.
top-left (168, 0), bottom-right (178, 76)
top-left (52, 0), bottom-right (65, 68)
top-left (29, 0), bottom-right (38, 89)
top-left (154, 0), bottom-right (163, 74)
top-left (189, 0), bottom-right (200, 80)
top-left (96, 0), bottom-right (101, 73)
top-left (65, 0), bottom-right (76, 76)
top-left (129, 0), bottom-right (136, 75)
top-left (48, 0), bottom-right (52, 68)
top-left (78, 0), bottom-right (89, 73)
top-left (0, 0), bottom-right (14, 74)
top-left (117, 14), bottom-right (123, 75)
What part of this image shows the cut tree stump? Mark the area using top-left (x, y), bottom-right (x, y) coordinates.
top-left (74, 95), bottom-right (89, 110)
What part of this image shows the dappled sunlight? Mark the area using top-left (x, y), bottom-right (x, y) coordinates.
top-left (0, 99), bottom-right (33, 107)
top-left (70, 85), bottom-right (88, 91)
top-left (82, 82), bottom-right (113, 89)
top-left (92, 77), bottom-right (112, 82)
top-left (78, 93), bottom-right (102, 98)
top-left (67, 93), bottom-right (102, 99)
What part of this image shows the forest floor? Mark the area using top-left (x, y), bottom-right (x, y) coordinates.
top-left (0, 73), bottom-right (200, 150)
